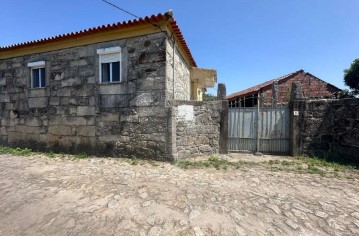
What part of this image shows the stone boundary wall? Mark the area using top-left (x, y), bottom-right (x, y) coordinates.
top-left (291, 98), bottom-right (359, 161)
top-left (168, 100), bottom-right (228, 160)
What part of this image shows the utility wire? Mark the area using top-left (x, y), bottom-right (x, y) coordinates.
top-left (100, 0), bottom-right (174, 40)
top-left (101, 0), bottom-right (140, 19)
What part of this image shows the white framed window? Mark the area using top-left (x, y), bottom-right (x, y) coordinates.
top-left (97, 46), bottom-right (121, 83)
top-left (28, 61), bottom-right (46, 88)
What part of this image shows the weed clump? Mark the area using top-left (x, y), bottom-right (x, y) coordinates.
top-left (0, 146), bottom-right (32, 156)
top-left (175, 156), bottom-right (230, 170)
top-left (74, 152), bottom-right (89, 159)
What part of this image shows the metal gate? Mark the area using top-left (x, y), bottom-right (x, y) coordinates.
top-left (228, 107), bottom-right (290, 154)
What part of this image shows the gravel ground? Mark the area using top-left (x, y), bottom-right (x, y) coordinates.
top-left (0, 153), bottom-right (359, 236)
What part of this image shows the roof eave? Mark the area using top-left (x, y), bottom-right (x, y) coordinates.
top-left (0, 11), bottom-right (197, 67)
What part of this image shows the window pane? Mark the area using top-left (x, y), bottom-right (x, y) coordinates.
top-left (101, 63), bottom-right (110, 82)
top-left (112, 62), bottom-right (120, 82)
top-left (32, 69), bottom-right (39, 88)
top-left (40, 68), bottom-right (45, 87)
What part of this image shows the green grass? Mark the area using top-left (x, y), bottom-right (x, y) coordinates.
top-left (0, 145), bottom-right (356, 179)
top-left (148, 160), bottom-right (160, 167)
top-left (0, 145), bottom-right (90, 160)
top-left (45, 151), bottom-right (56, 158)
top-left (171, 154), bottom-right (355, 177)
top-left (0, 146), bottom-right (32, 156)
top-left (130, 158), bottom-right (139, 165)
top-left (265, 155), bottom-right (357, 177)
top-left (174, 156), bottom-right (259, 170)
top-left (281, 160), bottom-right (295, 166)
top-left (299, 155), bottom-right (356, 170)
top-left (307, 164), bottom-right (325, 176)
top-left (74, 152), bottom-right (89, 159)
top-left (175, 156), bottom-right (229, 170)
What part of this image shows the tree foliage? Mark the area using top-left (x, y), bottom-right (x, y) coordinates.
top-left (203, 92), bottom-right (218, 101)
top-left (344, 58), bottom-right (359, 94)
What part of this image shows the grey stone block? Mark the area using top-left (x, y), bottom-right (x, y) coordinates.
top-left (48, 125), bottom-right (72, 136)
top-left (24, 117), bottom-right (42, 127)
top-left (15, 125), bottom-right (41, 134)
top-left (70, 59), bottom-right (87, 67)
top-left (28, 97), bottom-right (48, 108)
top-left (0, 77), bottom-right (7, 85)
top-left (56, 88), bottom-right (72, 97)
top-left (77, 85), bottom-right (95, 97)
top-left (61, 78), bottom-right (82, 87)
top-left (77, 126), bottom-right (96, 137)
top-left (77, 106), bottom-right (95, 116)
top-left (100, 113), bottom-right (120, 122)
top-left (98, 84), bottom-right (127, 95)
top-left (0, 126), bottom-right (7, 135)
top-left (0, 94), bottom-right (10, 102)
top-left (100, 95), bottom-right (128, 108)
top-left (28, 89), bottom-right (47, 98)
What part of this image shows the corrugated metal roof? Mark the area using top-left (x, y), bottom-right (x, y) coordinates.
top-left (0, 12), bottom-right (197, 67)
top-left (227, 70), bottom-right (303, 99)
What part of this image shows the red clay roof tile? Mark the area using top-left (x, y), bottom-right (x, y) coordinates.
top-left (227, 70), bottom-right (341, 100)
top-left (227, 70), bottom-right (303, 99)
top-left (0, 12), bottom-right (197, 67)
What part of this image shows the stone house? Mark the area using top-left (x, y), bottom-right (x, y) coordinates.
top-left (0, 11), bottom-right (224, 161)
top-left (227, 70), bottom-right (341, 107)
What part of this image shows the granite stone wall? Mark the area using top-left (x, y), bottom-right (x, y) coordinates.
top-left (292, 98), bottom-right (359, 161)
top-left (165, 40), bottom-right (190, 101)
top-left (170, 100), bottom-right (223, 159)
top-left (0, 32), bottom-right (172, 160)
top-left (0, 31), bottom-right (225, 161)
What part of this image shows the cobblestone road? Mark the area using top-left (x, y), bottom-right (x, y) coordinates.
top-left (0, 154), bottom-right (359, 235)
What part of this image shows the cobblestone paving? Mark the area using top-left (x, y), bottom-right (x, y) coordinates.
top-left (0, 154), bottom-right (359, 235)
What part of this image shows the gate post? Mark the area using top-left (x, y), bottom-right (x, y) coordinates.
top-left (218, 83), bottom-right (228, 154)
top-left (254, 93), bottom-right (263, 156)
top-left (272, 81), bottom-right (278, 107)
top-left (289, 82), bottom-right (304, 156)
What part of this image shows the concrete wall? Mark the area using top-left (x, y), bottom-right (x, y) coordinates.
top-left (291, 98), bottom-right (359, 161)
top-left (0, 32), bottom-right (172, 160)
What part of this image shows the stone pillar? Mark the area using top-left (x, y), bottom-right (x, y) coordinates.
top-left (217, 83), bottom-right (226, 100)
top-left (272, 81), bottom-right (278, 107)
top-left (166, 106), bottom-right (177, 161)
top-left (289, 82), bottom-right (304, 156)
top-left (290, 81), bottom-right (304, 100)
top-left (218, 83), bottom-right (228, 154)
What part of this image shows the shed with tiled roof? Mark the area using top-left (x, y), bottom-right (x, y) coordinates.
top-left (227, 70), bottom-right (341, 107)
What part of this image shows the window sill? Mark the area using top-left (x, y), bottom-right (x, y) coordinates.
top-left (98, 81), bottom-right (126, 95)
top-left (29, 87), bottom-right (46, 90)
top-left (99, 81), bottom-right (123, 85)
top-left (27, 87), bottom-right (48, 98)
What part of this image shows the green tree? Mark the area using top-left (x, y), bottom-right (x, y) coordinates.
top-left (344, 58), bottom-right (359, 95)
top-left (203, 92), bottom-right (217, 101)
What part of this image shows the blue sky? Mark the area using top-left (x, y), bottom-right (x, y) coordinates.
top-left (1, 0), bottom-right (358, 95)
